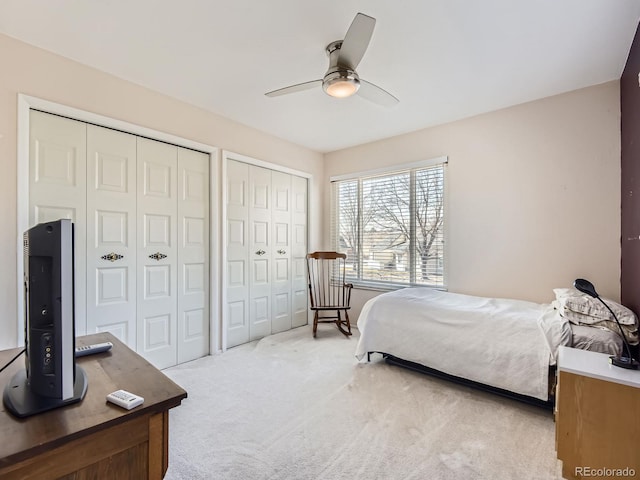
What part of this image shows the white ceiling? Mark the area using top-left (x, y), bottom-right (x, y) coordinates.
top-left (1, 0), bottom-right (639, 153)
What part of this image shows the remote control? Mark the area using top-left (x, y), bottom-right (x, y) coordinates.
top-left (75, 342), bottom-right (113, 357)
top-left (106, 390), bottom-right (144, 410)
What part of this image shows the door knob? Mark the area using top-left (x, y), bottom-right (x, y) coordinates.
top-left (277, 249), bottom-right (286, 255)
top-left (255, 250), bottom-right (266, 256)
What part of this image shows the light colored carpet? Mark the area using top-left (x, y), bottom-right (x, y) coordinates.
top-left (163, 325), bottom-right (563, 480)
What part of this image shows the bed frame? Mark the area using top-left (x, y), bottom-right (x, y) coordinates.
top-left (367, 351), bottom-right (555, 410)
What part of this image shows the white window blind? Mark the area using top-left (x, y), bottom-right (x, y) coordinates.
top-left (331, 160), bottom-right (446, 288)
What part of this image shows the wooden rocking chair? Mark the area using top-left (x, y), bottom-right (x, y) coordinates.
top-left (306, 251), bottom-right (353, 337)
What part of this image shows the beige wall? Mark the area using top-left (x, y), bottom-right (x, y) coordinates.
top-left (0, 32), bottom-right (622, 347)
top-left (0, 34), bottom-right (324, 349)
top-left (324, 82), bottom-right (621, 321)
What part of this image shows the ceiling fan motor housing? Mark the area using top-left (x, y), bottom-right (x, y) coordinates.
top-left (322, 40), bottom-right (361, 97)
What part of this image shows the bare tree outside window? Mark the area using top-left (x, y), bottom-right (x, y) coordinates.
top-left (334, 163), bottom-right (445, 287)
top-left (337, 181), bottom-right (358, 273)
top-left (415, 168), bottom-right (444, 283)
top-left (363, 173), bottom-right (410, 283)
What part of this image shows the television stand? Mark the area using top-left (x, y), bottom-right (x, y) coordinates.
top-left (0, 332), bottom-right (186, 480)
top-left (3, 365), bottom-right (87, 418)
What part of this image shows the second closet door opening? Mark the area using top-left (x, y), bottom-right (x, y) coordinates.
top-left (225, 158), bottom-right (308, 348)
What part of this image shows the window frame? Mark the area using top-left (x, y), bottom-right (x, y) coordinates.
top-left (330, 156), bottom-right (448, 291)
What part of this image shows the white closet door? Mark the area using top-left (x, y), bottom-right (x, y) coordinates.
top-left (225, 158), bottom-right (310, 347)
top-left (177, 148), bottom-right (210, 363)
top-left (29, 111), bottom-right (211, 367)
top-left (136, 138), bottom-right (178, 369)
top-left (226, 160), bottom-right (250, 347)
top-left (29, 111), bottom-right (88, 336)
top-left (86, 125), bottom-right (137, 346)
top-left (249, 166), bottom-right (272, 340)
top-left (291, 175), bottom-right (308, 328)
top-left (271, 171), bottom-right (292, 334)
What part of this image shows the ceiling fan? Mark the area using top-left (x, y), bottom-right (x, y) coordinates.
top-left (265, 13), bottom-right (399, 107)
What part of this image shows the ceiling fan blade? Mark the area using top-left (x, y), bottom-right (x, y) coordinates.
top-left (265, 80), bottom-right (322, 97)
top-left (358, 79), bottom-right (399, 107)
top-left (337, 13), bottom-right (376, 70)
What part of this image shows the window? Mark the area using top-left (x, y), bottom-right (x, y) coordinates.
top-left (332, 158), bottom-right (446, 289)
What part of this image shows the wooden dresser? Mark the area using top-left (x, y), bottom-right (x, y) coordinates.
top-left (556, 346), bottom-right (640, 480)
top-left (0, 332), bottom-right (187, 479)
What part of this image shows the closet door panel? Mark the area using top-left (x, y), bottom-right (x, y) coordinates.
top-left (224, 158), bottom-right (309, 347)
top-left (29, 111), bottom-right (211, 367)
top-left (271, 171), bottom-right (292, 334)
top-left (249, 166), bottom-right (272, 341)
top-left (292, 175), bottom-right (308, 328)
top-left (137, 138), bottom-right (178, 369)
top-left (226, 160), bottom-right (250, 348)
top-left (177, 147), bottom-right (210, 363)
top-left (86, 125), bottom-right (137, 347)
top-left (29, 111), bottom-right (88, 335)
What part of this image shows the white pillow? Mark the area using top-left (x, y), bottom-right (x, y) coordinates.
top-left (553, 288), bottom-right (637, 325)
top-left (553, 288), bottom-right (639, 346)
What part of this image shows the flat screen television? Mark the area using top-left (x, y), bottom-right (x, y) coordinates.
top-left (3, 219), bottom-right (87, 417)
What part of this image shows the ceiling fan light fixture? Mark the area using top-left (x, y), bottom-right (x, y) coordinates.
top-left (322, 70), bottom-right (360, 98)
top-left (264, 13), bottom-right (398, 106)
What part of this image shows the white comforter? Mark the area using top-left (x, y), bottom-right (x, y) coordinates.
top-left (355, 288), bottom-right (571, 400)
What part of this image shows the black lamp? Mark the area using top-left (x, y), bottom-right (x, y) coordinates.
top-left (573, 279), bottom-right (639, 370)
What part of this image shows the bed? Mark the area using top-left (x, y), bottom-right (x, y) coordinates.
top-left (355, 287), bottom-right (638, 406)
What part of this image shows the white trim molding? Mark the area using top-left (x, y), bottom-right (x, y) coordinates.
top-left (222, 150), bottom-right (313, 180)
top-left (330, 156), bottom-right (448, 183)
